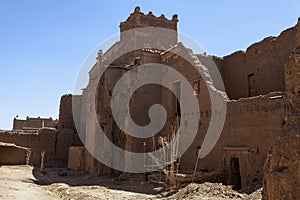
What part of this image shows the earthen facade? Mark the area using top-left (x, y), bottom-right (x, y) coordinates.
top-left (0, 7), bottom-right (299, 196)
top-left (13, 116), bottom-right (59, 130)
top-left (0, 95), bottom-right (83, 166)
top-left (69, 7), bottom-right (300, 193)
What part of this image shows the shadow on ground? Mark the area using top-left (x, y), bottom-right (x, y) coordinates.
top-left (32, 166), bottom-right (165, 195)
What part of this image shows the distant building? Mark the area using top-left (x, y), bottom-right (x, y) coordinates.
top-left (13, 116), bottom-right (59, 130)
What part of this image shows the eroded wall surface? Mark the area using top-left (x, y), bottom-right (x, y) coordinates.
top-left (215, 20), bottom-right (300, 100)
top-left (0, 129), bottom-right (57, 165)
top-left (159, 44), bottom-right (287, 191)
top-left (0, 143), bottom-right (30, 165)
top-left (263, 48), bottom-right (300, 200)
top-left (62, 8), bottom-right (300, 194)
top-left (59, 94), bottom-right (74, 130)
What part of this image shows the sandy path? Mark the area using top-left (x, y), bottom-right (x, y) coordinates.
top-left (0, 165), bottom-right (59, 200)
top-left (0, 165), bottom-right (156, 200)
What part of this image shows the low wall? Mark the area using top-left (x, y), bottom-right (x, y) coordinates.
top-left (0, 128), bottom-right (57, 165)
top-left (0, 143), bottom-right (30, 165)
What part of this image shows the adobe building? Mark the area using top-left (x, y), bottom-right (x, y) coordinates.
top-left (0, 94), bottom-right (83, 165)
top-left (0, 7), bottom-right (299, 197)
top-left (64, 6), bottom-right (300, 193)
top-left (13, 116), bottom-right (59, 130)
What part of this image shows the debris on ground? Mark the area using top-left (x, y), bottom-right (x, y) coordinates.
top-left (165, 182), bottom-right (262, 200)
top-left (0, 165), bottom-right (262, 200)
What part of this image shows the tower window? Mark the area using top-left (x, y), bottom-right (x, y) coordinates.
top-left (173, 81), bottom-right (181, 117)
top-left (193, 79), bottom-right (200, 95)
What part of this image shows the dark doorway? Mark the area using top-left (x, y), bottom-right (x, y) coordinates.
top-left (172, 81), bottom-right (181, 117)
top-left (229, 157), bottom-right (242, 190)
top-left (247, 73), bottom-right (256, 97)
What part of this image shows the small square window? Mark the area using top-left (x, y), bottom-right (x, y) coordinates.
top-left (193, 79), bottom-right (200, 95)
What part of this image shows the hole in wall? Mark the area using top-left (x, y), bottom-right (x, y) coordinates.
top-left (196, 146), bottom-right (201, 156)
top-left (252, 178), bottom-right (258, 182)
top-left (282, 119), bottom-right (287, 126)
top-left (277, 166), bottom-right (288, 172)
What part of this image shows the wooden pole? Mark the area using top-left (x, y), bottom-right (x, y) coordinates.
top-left (192, 152), bottom-right (200, 183)
top-left (40, 150), bottom-right (45, 173)
top-left (143, 142), bottom-right (148, 181)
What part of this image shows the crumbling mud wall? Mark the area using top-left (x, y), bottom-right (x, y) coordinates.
top-left (56, 94), bottom-right (83, 161)
top-left (178, 92), bottom-right (286, 192)
top-left (0, 142), bottom-right (31, 165)
top-left (81, 49), bottom-right (170, 176)
top-left (263, 114), bottom-right (300, 200)
top-left (0, 128), bottom-right (57, 165)
top-left (80, 41), bottom-right (287, 193)
top-left (263, 49), bottom-right (300, 200)
top-left (68, 146), bottom-right (85, 171)
top-left (1, 93), bottom-right (84, 166)
top-left (159, 44), bottom-right (286, 192)
top-left (216, 19), bottom-right (300, 100)
top-left (69, 8), bottom-right (299, 194)
top-left (59, 94), bottom-right (80, 131)
top-left (80, 67), bottom-right (125, 176)
top-left (222, 93), bottom-right (286, 192)
top-left (160, 44), bottom-right (212, 171)
top-left (55, 129), bottom-right (83, 161)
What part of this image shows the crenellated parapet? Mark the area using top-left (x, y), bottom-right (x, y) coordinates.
top-left (119, 6), bottom-right (178, 32)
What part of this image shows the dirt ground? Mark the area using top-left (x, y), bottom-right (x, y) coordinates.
top-left (0, 165), bottom-right (58, 200)
top-left (0, 165), bottom-right (262, 200)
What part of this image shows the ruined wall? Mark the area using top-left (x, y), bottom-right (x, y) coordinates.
top-left (263, 114), bottom-right (300, 200)
top-left (1, 92), bottom-right (84, 165)
top-left (81, 66), bottom-right (120, 175)
top-left (85, 50), bottom-right (167, 175)
top-left (179, 92), bottom-right (286, 192)
top-left (263, 49), bottom-right (300, 200)
top-left (75, 10), bottom-right (299, 195)
top-left (0, 128), bottom-right (57, 165)
top-left (57, 94), bottom-right (83, 162)
top-left (0, 143), bottom-right (30, 165)
top-left (81, 40), bottom-right (287, 192)
top-left (221, 93), bottom-right (286, 192)
top-left (68, 146), bottom-right (85, 171)
top-left (220, 19), bottom-right (300, 100)
top-left (55, 129), bottom-right (82, 161)
top-left (159, 45), bottom-right (287, 192)
top-left (160, 45), bottom-right (212, 174)
top-left (59, 94), bottom-right (78, 131)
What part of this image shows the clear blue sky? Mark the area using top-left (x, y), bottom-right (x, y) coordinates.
top-left (0, 0), bottom-right (299, 130)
